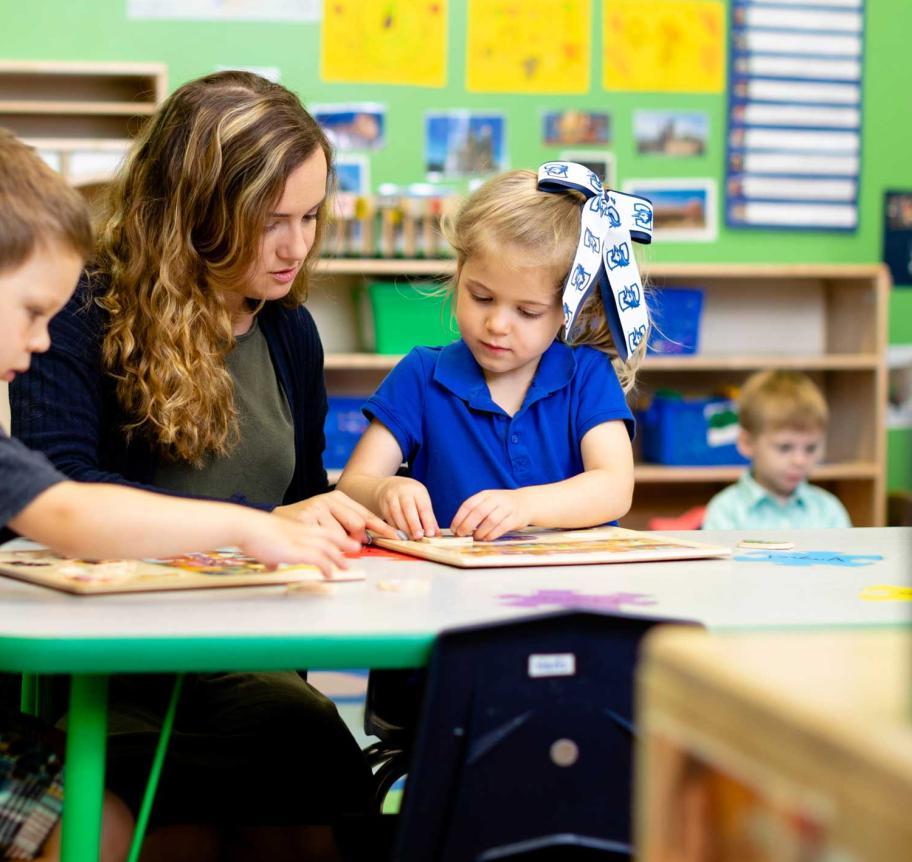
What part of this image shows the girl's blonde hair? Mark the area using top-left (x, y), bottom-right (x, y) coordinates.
top-left (92, 70), bottom-right (332, 465)
top-left (440, 169), bottom-right (646, 392)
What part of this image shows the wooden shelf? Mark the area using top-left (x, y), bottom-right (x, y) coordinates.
top-left (314, 262), bottom-right (888, 526)
top-left (323, 352), bottom-right (881, 372)
top-left (0, 61), bottom-right (167, 188)
top-left (634, 461), bottom-right (879, 484)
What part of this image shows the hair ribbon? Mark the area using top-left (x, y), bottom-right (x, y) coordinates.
top-left (537, 161), bottom-right (653, 361)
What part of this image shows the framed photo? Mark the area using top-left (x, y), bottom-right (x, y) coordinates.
top-left (558, 150), bottom-right (616, 188)
top-left (543, 110), bottom-right (611, 146)
top-left (312, 102), bottom-right (386, 151)
top-left (334, 154), bottom-right (370, 194)
top-left (622, 178), bottom-right (717, 242)
top-left (425, 111), bottom-right (506, 179)
top-left (634, 110), bottom-right (707, 157)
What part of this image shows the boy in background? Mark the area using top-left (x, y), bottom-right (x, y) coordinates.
top-left (703, 370), bottom-right (851, 530)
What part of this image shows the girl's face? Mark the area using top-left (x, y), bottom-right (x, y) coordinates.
top-left (241, 146), bottom-right (328, 306)
top-left (0, 241), bottom-right (81, 382)
top-left (454, 245), bottom-right (564, 387)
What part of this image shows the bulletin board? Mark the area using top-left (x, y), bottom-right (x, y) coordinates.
top-left (3, 0), bottom-right (910, 267)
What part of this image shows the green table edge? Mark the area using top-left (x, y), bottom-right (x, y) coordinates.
top-left (0, 633), bottom-right (435, 673)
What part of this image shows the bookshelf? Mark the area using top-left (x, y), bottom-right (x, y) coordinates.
top-left (0, 60), bottom-right (167, 188)
top-left (311, 261), bottom-right (888, 527)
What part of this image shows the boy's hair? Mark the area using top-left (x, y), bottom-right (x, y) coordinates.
top-left (440, 169), bottom-right (645, 392)
top-left (0, 129), bottom-right (92, 273)
top-left (93, 70), bottom-right (333, 465)
top-left (738, 370), bottom-right (829, 435)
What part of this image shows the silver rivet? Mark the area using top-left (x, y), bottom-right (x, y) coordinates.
top-left (550, 738), bottom-right (578, 767)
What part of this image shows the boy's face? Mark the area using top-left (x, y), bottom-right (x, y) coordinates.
top-left (0, 241), bottom-right (82, 381)
top-left (737, 426), bottom-right (825, 501)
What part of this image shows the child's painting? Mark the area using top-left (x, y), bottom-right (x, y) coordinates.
top-left (0, 549), bottom-right (363, 595)
top-left (622, 178), bottom-right (717, 242)
top-left (312, 103), bottom-right (386, 151)
top-left (371, 526), bottom-right (730, 569)
top-left (542, 110), bottom-right (611, 146)
top-left (425, 111), bottom-right (506, 179)
top-left (634, 110), bottom-right (707, 157)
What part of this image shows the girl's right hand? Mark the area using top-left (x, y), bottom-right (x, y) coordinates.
top-left (240, 514), bottom-right (360, 578)
top-left (375, 477), bottom-right (439, 540)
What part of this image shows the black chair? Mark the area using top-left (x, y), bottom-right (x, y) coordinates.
top-left (390, 610), bottom-right (700, 862)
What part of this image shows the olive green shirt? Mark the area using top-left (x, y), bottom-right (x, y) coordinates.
top-left (154, 319), bottom-right (295, 506)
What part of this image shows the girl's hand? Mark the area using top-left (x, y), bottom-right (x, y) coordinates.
top-left (240, 515), bottom-right (361, 578)
top-left (375, 477), bottom-right (439, 539)
top-left (275, 490), bottom-right (397, 542)
top-left (450, 489), bottom-right (532, 541)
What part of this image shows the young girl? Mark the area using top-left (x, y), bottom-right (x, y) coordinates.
top-left (338, 162), bottom-right (654, 540)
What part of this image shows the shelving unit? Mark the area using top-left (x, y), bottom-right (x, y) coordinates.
top-left (313, 262), bottom-right (889, 527)
top-left (0, 60), bottom-right (167, 188)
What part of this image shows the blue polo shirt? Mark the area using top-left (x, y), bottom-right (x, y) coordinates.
top-left (363, 339), bottom-right (634, 525)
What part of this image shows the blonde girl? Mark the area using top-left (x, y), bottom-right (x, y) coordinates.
top-left (339, 162), bottom-right (654, 541)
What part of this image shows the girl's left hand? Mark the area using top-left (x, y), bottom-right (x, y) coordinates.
top-left (450, 489), bottom-right (532, 541)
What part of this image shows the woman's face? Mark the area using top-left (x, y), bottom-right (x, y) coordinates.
top-left (243, 146), bottom-right (328, 304)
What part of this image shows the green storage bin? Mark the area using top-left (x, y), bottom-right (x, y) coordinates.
top-left (363, 281), bottom-right (459, 354)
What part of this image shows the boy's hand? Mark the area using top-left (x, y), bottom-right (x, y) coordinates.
top-left (450, 488), bottom-right (532, 541)
top-left (375, 477), bottom-right (439, 540)
top-left (275, 489), bottom-right (397, 542)
top-left (241, 515), bottom-right (360, 578)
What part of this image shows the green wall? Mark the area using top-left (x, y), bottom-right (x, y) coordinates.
top-left (3, 0), bottom-right (911, 488)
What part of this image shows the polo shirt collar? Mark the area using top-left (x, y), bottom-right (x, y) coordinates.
top-left (739, 470), bottom-right (810, 509)
top-left (434, 339), bottom-right (577, 413)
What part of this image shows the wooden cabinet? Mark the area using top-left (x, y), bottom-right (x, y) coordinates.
top-left (310, 261), bottom-right (888, 527)
top-left (0, 60), bottom-right (167, 188)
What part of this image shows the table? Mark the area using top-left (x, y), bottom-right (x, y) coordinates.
top-left (2, 528), bottom-right (909, 860)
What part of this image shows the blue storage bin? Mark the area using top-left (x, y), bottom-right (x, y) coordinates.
top-left (640, 393), bottom-right (749, 466)
top-left (324, 396), bottom-right (369, 470)
top-left (647, 287), bottom-right (703, 355)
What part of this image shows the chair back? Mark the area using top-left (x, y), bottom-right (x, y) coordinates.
top-left (393, 610), bottom-right (700, 862)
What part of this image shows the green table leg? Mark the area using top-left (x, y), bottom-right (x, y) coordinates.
top-left (61, 674), bottom-right (109, 862)
top-left (20, 673), bottom-right (38, 715)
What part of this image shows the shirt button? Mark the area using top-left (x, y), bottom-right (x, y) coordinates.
top-left (511, 434), bottom-right (519, 444)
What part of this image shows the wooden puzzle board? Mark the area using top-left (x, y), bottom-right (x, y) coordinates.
top-left (371, 526), bottom-right (732, 568)
top-left (0, 548), bottom-right (362, 595)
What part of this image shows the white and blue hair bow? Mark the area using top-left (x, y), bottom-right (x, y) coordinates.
top-left (537, 161), bottom-right (653, 361)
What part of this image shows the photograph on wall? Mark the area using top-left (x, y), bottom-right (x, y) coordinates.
top-left (634, 110), bottom-right (707, 157)
top-left (542, 110), bottom-right (611, 146)
top-left (558, 150), bottom-right (616, 188)
top-left (312, 103), bottom-right (385, 151)
top-left (425, 111), bottom-right (506, 179)
top-left (883, 191), bottom-right (912, 287)
top-left (335, 154), bottom-right (370, 194)
top-left (622, 178), bottom-right (717, 242)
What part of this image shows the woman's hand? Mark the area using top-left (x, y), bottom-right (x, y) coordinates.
top-left (450, 488), bottom-right (532, 541)
top-left (275, 489), bottom-right (397, 542)
top-left (374, 477), bottom-right (439, 539)
top-left (240, 514), bottom-right (361, 578)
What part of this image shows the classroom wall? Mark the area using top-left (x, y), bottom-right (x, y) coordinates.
top-left (2, 0), bottom-right (910, 487)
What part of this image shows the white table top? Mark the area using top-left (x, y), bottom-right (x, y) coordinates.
top-left (2, 528), bottom-right (909, 673)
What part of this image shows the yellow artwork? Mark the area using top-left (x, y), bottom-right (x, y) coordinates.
top-left (320, 0), bottom-right (447, 87)
top-left (603, 0), bottom-right (724, 93)
top-left (466, 0), bottom-right (590, 93)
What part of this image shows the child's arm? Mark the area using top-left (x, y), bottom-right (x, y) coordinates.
top-left (9, 481), bottom-right (359, 576)
top-left (337, 420), bottom-right (440, 539)
top-left (450, 420), bottom-right (634, 541)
